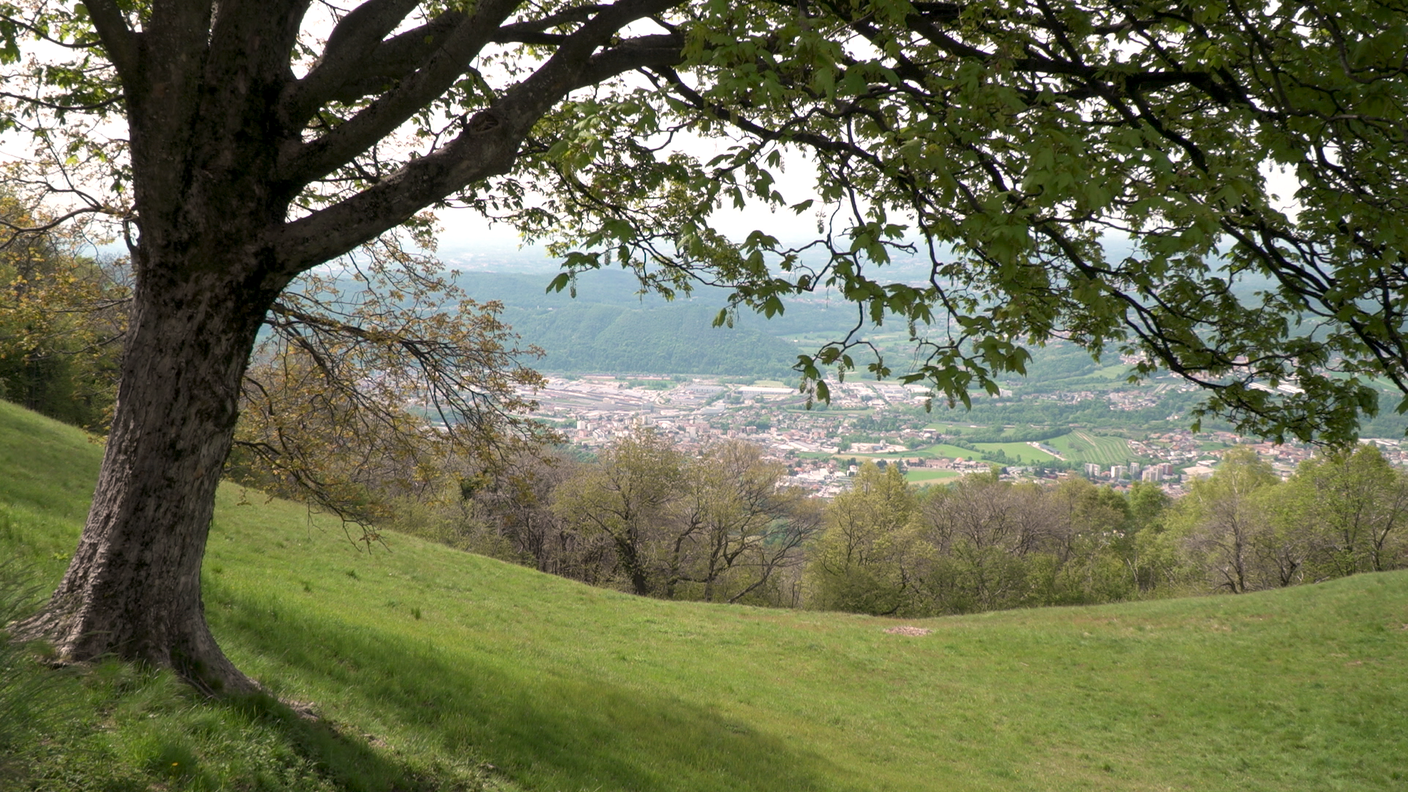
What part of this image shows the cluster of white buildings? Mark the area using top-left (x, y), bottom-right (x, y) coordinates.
top-left (520, 375), bottom-right (1408, 499)
top-left (1083, 461), bottom-right (1179, 482)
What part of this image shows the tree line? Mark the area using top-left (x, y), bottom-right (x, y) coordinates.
top-left (398, 430), bottom-right (1408, 617)
top-left (10, 202), bottom-right (1405, 618)
top-left (0, 195), bottom-right (124, 430)
top-left (815, 446), bottom-right (1408, 616)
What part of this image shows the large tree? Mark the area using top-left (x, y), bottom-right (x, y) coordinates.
top-left (2, 0), bottom-right (687, 694)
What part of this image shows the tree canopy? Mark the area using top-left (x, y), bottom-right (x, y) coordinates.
top-left (537, 0), bottom-right (1408, 444)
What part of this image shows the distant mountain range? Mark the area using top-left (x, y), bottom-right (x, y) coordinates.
top-left (447, 268), bottom-right (848, 378)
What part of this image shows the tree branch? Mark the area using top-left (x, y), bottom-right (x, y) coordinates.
top-left (274, 23), bottom-right (682, 271)
top-left (309, 13), bottom-right (468, 106)
top-left (491, 5), bottom-right (606, 43)
top-left (277, 0), bottom-right (522, 184)
top-left (80, 0), bottom-right (140, 83)
top-left (286, 0), bottom-right (436, 115)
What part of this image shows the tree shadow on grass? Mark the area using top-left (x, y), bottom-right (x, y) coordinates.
top-left (215, 691), bottom-right (479, 792)
top-left (214, 593), bottom-right (856, 792)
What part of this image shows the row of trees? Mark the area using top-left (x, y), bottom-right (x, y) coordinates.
top-left (811, 464), bottom-right (1155, 615)
top-left (815, 447), bottom-right (1408, 617)
top-left (1163, 447), bottom-right (1408, 594)
top-left (426, 430), bottom-right (1408, 617)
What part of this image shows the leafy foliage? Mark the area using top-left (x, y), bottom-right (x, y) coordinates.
top-left (806, 445), bottom-right (1408, 618)
top-left (0, 190), bottom-right (123, 429)
top-left (1164, 449), bottom-right (1282, 593)
top-left (515, 0), bottom-right (1408, 443)
top-left (1277, 445), bottom-right (1408, 579)
top-left (808, 461), bottom-right (923, 614)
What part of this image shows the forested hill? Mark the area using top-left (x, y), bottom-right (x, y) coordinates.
top-left (450, 269), bottom-right (851, 378)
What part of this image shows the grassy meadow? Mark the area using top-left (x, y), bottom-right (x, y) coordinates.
top-left (971, 441), bottom-right (1058, 464)
top-left (2, 399), bottom-right (1408, 790)
top-left (903, 469), bottom-right (962, 484)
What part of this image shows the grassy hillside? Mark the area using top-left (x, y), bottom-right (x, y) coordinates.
top-left (3, 399), bottom-right (1407, 791)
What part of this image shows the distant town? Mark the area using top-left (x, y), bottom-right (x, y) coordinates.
top-left (517, 374), bottom-right (1408, 499)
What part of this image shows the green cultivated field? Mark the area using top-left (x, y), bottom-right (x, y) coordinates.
top-left (862, 442), bottom-right (1056, 466)
top-left (2, 399), bottom-right (1407, 791)
top-left (1094, 364), bottom-right (1132, 380)
top-left (921, 442), bottom-right (986, 459)
top-left (972, 441), bottom-right (1058, 464)
top-left (904, 469), bottom-right (961, 484)
top-left (1049, 431), bottom-right (1134, 465)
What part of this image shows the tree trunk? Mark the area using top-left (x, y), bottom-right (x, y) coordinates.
top-left (15, 260), bottom-right (281, 696)
top-left (614, 528), bottom-right (652, 597)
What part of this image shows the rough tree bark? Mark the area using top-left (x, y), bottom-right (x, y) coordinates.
top-left (18, 261), bottom-right (284, 694)
top-left (12, 0), bottom-right (684, 695)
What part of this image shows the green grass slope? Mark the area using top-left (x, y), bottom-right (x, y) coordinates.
top-left (3, 399), bottom-right (1407, 791)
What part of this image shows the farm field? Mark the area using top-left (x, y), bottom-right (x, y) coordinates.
top-left (842, 441), bottom-right (1058, 466)
top-left (1048, 431), bottom-right (1134, 465)
top-left (972, 441), bottom-right (1058, 464)
top-left (921, 443), bottom-right (988, 459)
top-left (904, 469), bottom-right (962, 484)
top-left (1094, 364), bottom-right (1133, 380)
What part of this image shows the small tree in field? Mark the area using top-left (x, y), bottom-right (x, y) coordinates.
top-left (552, 428), bottom-right (685, 597)
top-left (1282, 446), bottom-right (1408, 580)
top-left (550, 433), bottom-right (817, 602)
top-left (808, 462), bottom-right (921, 616)
top-left (671, 440), bottom-right (821, 604)
top-left (1169, 449), bottom-right (1281, 593)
